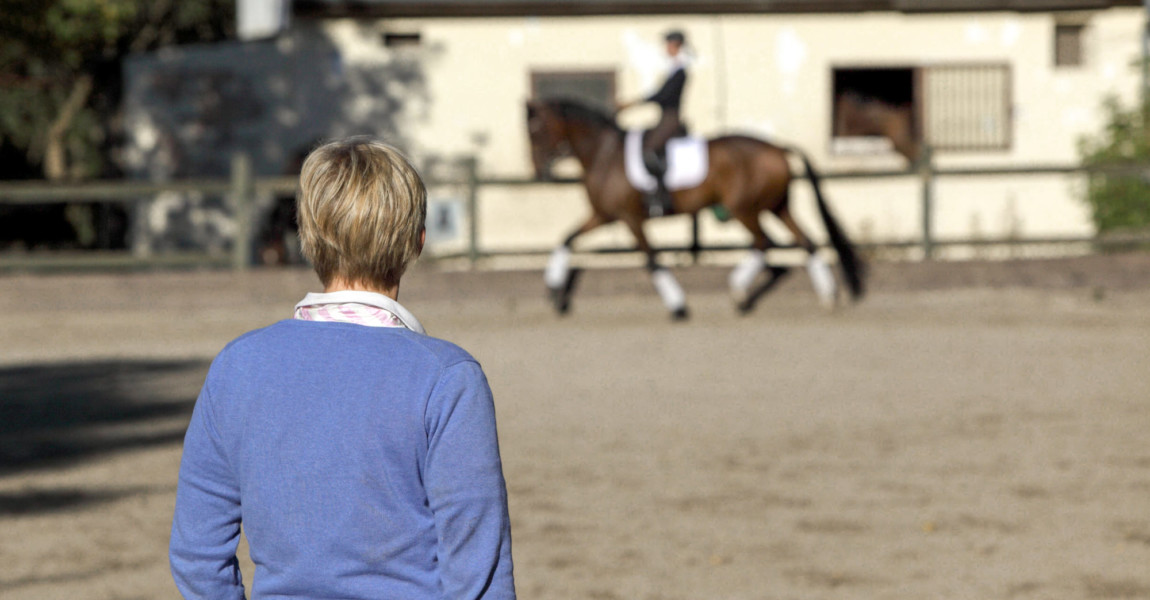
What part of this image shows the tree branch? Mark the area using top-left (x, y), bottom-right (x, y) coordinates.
top-left (43, 73), bottom-right (93, 181)
top-left (129, 0), bottom-right (174, 53)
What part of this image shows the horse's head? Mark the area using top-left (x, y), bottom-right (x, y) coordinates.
top-left (525, 99), bottom-right (571, 181)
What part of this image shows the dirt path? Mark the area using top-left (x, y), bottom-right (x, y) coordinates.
top-left (1, 255), bottom-right (1148, 599)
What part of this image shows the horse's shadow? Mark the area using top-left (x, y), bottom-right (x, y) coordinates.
top-left (0, 359), bottom-right (207, 480)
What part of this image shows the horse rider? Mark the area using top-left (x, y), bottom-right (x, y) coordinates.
top-left (617, 29), bottom-right (689, 218)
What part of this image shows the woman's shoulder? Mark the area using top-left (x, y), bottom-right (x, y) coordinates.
top-left (397, 329), bottom-right (481, 369)
top-left (213, 319), bottom-right (481, 373)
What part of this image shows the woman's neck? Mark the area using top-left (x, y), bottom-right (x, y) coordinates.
top-left (323, 277), bottom-right (400, 300)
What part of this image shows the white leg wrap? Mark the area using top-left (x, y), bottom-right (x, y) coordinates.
top-left (729, 249), bottom-right (766, 295)
top-left (544, 246), bottom-right (572, 290)
top-left (652, 268), bottom-right (687, 312)
top-left (807, 254), bottom-right (838, 309)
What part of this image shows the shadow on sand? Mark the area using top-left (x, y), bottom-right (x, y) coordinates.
top-left (0, 359), bottom-right (209, 483)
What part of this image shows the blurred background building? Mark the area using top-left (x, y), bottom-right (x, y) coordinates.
top-left (31, 0), bottom-right (1150, 260)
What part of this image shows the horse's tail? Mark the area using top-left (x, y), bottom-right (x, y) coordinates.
top-left (785, 147), bottom-right (866, 300)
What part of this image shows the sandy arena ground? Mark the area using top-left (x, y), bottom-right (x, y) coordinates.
top-left (1, 254), bottom-right (1149, 600)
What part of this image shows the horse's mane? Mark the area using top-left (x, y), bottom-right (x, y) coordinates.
top-left (544, 97), bottom-right (621, 133)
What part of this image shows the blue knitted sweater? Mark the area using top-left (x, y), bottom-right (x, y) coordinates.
top-left (170, 319), bottom-right (515, 599)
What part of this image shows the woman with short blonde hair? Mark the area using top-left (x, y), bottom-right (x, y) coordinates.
top-left (171, 137), bottom-right (516, 599)
top-left (297, 137), bottom-right (428, 293)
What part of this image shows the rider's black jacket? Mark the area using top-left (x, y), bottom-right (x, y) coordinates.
top-left (645, 67), bottom-right (687, 111)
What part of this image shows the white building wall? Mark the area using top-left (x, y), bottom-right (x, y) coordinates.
top-left (314, 8), bottom-right (1143, 257)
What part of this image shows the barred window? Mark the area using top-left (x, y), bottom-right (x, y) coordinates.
top-left (1054, 24), bottom-right (1084, 67)
top-left (831, 63), bottom-right (1012, 156)
top-left (531, 70), bottom-right (616, 113)
top-left (922, 64), bottom-right (1012, 151)
top-left (382, 32), bottom-right (422, 48)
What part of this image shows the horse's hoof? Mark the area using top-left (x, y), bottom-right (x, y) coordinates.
top-left (547, 268), bottom-right (582, 316)
top-left (670, 307), bottom-right (690, 321)
top-left (731, 287), bottom-right (754, 314)
top-left (548, 288), bottom-right (571, 315)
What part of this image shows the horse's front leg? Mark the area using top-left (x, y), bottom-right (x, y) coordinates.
top-left (623, 216), bottom-right (688, 321)
top-left (545, 212), bottom-right (610, 314)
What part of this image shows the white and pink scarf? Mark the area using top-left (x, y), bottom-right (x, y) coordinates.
top-left (293, 290), bottom-right (425, 334)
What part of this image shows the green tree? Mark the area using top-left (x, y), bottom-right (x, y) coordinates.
top-left (0, 0), bottom-right (233, 180)
top-left (1078, 95), bottom-right (1150, 234)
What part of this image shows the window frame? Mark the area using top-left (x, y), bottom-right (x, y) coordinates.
top-left (829, 64), bottom-right (920, 156)
top-left (829, 62), bottom-right (1013, 156)
top-left (530, 69), bottom-right (618, 112)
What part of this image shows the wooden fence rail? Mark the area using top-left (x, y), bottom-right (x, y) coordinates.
top-left (0, 153), bottom-right (1147, 272)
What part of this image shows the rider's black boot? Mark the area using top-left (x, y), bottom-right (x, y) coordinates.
top-left (642, 151), bottom-right (674, 218)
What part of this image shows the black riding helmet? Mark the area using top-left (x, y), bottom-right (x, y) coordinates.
top-left (665, 30), bottom-right (686, 45)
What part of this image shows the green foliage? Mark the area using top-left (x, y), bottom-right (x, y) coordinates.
top-left (0, 0), bottom-right (233, 179)
top-left (1078, 96), bottom-right (1150, 233)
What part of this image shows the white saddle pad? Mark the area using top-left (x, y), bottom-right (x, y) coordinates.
top-left (624, 130), bottom-right (709, 193)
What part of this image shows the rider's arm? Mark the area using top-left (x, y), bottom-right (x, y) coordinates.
top-left (615, 98), bottom-right (638, 113)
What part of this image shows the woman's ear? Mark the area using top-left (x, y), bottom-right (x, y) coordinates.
top-left (417, 227), bottom-right (426, 256)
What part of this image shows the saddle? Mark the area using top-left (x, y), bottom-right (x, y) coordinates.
top-left (623, 130), bottom-right (708, 195)
top-left (640, 125), bottom-right (688, 176)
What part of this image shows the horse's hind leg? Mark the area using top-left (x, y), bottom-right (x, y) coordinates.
top-left (730, 211), bottom-right (789, 313)
top-left (775, 205), bottom-right (837, 309)
top-left (546, 212), bottom-right (610, 314)
top-left (622, 216), bottom-right (688, 321)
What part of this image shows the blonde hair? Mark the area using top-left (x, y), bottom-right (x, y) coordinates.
top-left (297, 137), bottom-right (427, 290)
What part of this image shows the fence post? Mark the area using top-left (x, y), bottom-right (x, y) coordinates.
top-left (465, 156), bottom-right (480, 268)
top-left (918, 145), bottom-right (935, 260)
top-left (230, 152), bottom-right (253, 271)
top-left (689, 213), bottom-right (701, 264)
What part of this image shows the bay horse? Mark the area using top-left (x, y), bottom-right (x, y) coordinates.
top-left (526, 98), bottom-right (865, 319)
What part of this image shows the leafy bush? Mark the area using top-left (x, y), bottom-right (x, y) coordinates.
top-left (1078, 96), bottom-right (1150, 233)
